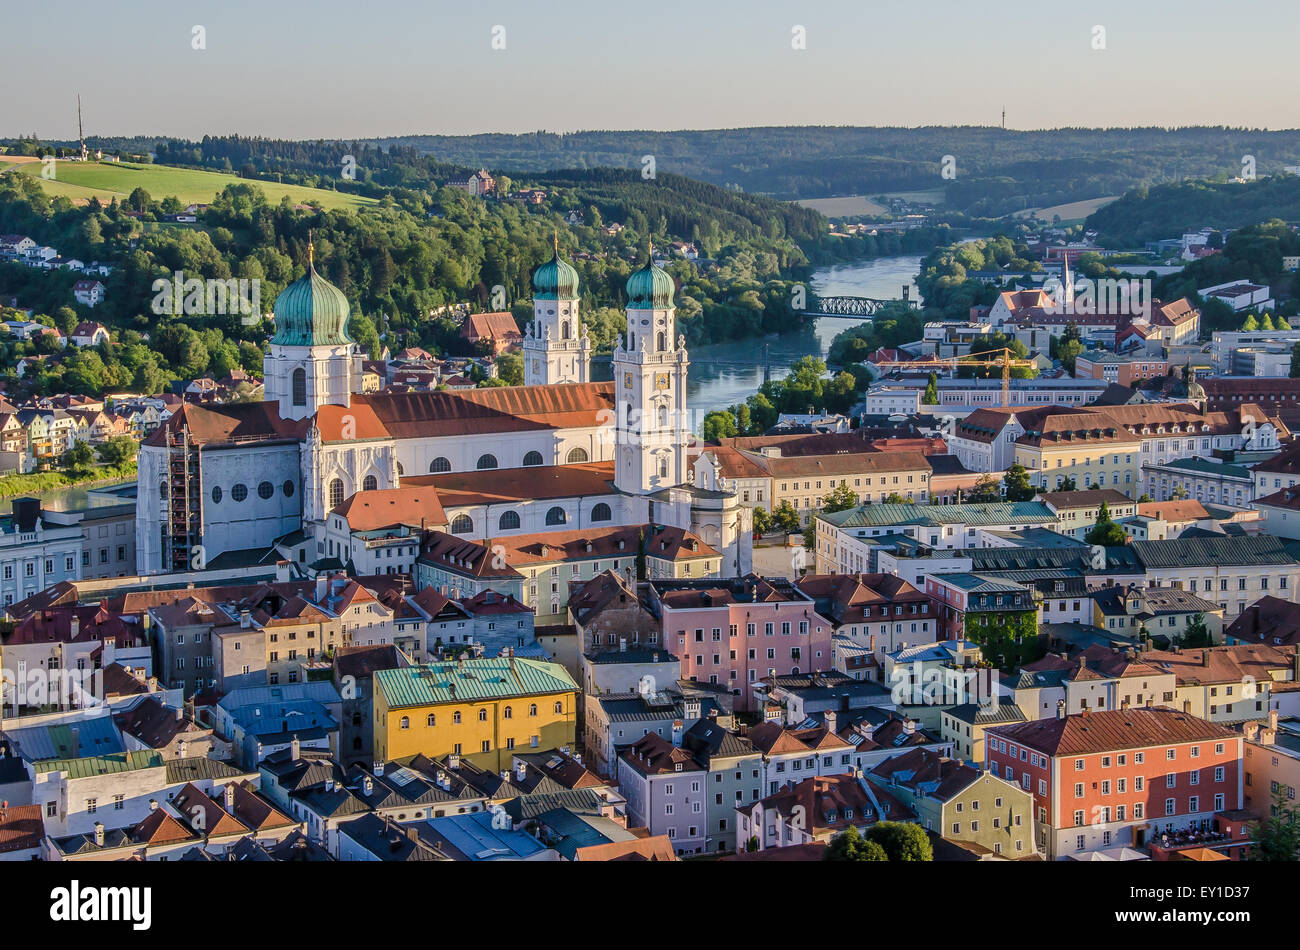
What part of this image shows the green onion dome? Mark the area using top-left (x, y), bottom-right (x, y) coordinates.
top-left (271, 260), bottom-right (352, 347)
top-left (626, 255), bottom-right (675, 309)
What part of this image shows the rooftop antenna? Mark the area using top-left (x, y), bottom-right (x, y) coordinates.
top-left (77, 94), bottom-right (87, 161)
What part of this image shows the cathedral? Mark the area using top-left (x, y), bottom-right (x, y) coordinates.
top-left (136, 242), bottom-right (752, 582)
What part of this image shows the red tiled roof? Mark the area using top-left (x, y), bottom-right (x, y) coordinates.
top-left (0, 804), bottom-right (43, 854)
top-left (332, 485), bottom-right (448, 530)
top-left (987, 707), bottom-right (1236, 757)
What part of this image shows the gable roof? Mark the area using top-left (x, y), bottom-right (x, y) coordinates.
top-left (987, 707), bottom-right (1235, 756)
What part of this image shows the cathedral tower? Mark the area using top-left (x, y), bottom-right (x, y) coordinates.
top-left (263, 239), bottom-right (357, 421)
top-left (612, 251), bottom-right (690, 494)
top-left (524, 235), bottom-right (590, 385)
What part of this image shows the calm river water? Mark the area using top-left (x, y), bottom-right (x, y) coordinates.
top-left (685, 254), bottom-right (924, 420)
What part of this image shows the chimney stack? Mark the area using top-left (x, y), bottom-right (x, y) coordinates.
top-left (516, 761), bottom-right (527, 781)
top-left (223, 783), bottom-right (235, 811)
top-left (93, 821), bottom-right (104, 847)
top-left (1056, 700), bottom-right (1066, 720)
top-left (290, 736), bottom-right (301, 760)
top-left (824, 710), bottom-right (838, 736)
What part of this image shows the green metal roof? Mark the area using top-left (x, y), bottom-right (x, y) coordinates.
top-left (626, 257), bottom-right (675, 309)
top-left (270, 265), bottom-right (353, 347)
top-left (376, 657), bottom-right (579, 709)
top-left (532, 252), bottom-right (580, 300)
top-left (33, 750), bottom-right (163, 778)
top-left (1130, 536), bottom-right (1299, 570)
top-left (1150, 456), bottom-right (1250, 480)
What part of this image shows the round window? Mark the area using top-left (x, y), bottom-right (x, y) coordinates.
top-left (231, 483), bottom-right (248, 502)
top-left (283, 480), bottom-right (295, 498)
top-left (258, 481), bottom-right (274, 500)
top-left (211, 486), bottom-right (222, 504)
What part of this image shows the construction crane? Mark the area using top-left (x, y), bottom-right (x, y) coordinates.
top-left (872, 346), bottom-right (1037, 409)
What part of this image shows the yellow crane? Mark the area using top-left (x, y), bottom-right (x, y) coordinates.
top-left (872, 346), bottom-right (1037, 409)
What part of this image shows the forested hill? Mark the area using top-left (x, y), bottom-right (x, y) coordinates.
top-left (1086, 175), bottom-right (1300, 247)
top-left (48, 126), bottom-right (1300, 217)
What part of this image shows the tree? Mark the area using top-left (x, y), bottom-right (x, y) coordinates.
top-left (1137, 494), bottom-right (1153, 503)
top-left (825, 824), bottom-right (888, 861)
top-left (1250, 789), bottom-right (1300, 861)
top-left (1059, 476), bottom-right (1078, 492)
top-left (1002, 463), bottom-right (1035, 502)
top-left (496, 351), bottom-right (523, 386)
top-left (1242, 313), bottom-right (1259, 331)
top-left (770, 501), bottom-right (801, 533)
top-left (1084, 500), bottom-right (1128, 546)
top-left (924, 371), bottom-right (938, 405)
top-left (864, 821), bottom-right (933, 861)
top-left (966, 474), bottom-right (1002, 503)
top-left (1278, 316), bottom-right (1292, 330)
top-left (95, 435), bottom-right (138, 466)
top-left (752, 505), bottom-right (774, 535)
top-left (701, 410), bottom-right (738, 442)
top-left (821, 483), bottom-right (859, 514)
top-left (1290, 342), bottom-right (1300, 379)
top-left (1180, 612), bottom-right (1213, 648)
top-left (881, 492), bottom-right (911, 505)
top-left (60, 441), bottom-right (94, 473)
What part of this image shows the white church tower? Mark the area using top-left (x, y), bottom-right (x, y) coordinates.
top-left (523, 234), bottom-right (590, 386)
top-left (613, 250), bottom-right (690, 494)
top-left (263, 237), bottom-right (358, 421)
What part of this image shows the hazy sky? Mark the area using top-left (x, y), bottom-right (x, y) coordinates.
top-left (4, 0), bottom-right (1297, 139)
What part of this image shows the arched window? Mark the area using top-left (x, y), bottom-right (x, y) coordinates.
top-left (562, 321), bottom-right (571, 340)
top-left (292, 367), bottom-right (306, 407)
top-left (657, 331), bottom-right (666, 351)
top-left (591, 503), bottom-right (612, 522)
top-left (553, 701), bottom-right (563, 714)
top-left (451, 514), bottom-right (474, 534)
top-left (453, 711), bottom-right (462, 724)
top-left (523, 451), bottom-right (544, 467)
top-left (503, 706), bottom-right (513, 719)
top-left (159, 481), bottom-right (167, 499)
top-left (566, 447), bottom-right (588, 463)
top-left (499, 510), bottom-right (521, 530)
top-left (529, 704), bottom-right (538, 717)
top-left (658, 406), bottom-right (668, 428)
top-left (429, 457), bottom-right (451, 473)
top-left (396, 462), bottom-right (404, 476)
top-left (545, 506), bottom-right (566, 526)
top-left (363, 474), bottom-right (378, 492)
top-left (329, 479), bottom-right (344, 510)
top-left (399, 716), bottom-right (409, 730)
top-left (426, 714), bottom-right (436, 727)
top-left (476, 454), bottom-right (498, 470)
top-left (478, 708), bottom-right (488, 722)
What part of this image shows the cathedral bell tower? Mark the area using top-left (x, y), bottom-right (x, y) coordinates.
top-left (524, 233), bottom-right (590, 385)
top-left (264, 236), bottom-right (357, 420)
top-left (612, 248), bottom-right (690, 494)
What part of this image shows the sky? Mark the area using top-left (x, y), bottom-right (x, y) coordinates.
top-left (3, 0), bottom-right (1298, 140)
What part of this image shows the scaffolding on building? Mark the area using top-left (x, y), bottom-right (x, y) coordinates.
top-left (165, 426), bottom-right (203, 572)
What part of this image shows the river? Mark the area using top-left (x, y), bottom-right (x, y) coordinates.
top-left (685, 254), bottom-right (924, 420)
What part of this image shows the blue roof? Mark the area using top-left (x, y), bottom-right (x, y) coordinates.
top-left (426, 811), bottom-right (548, 860)
top-left (5, 714), bottom-right (124, 762)
top-left (217, 681), bottom-right (342, 711)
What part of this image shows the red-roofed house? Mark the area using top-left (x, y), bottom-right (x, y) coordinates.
top-left (460, 311), bottom-right (521, 355)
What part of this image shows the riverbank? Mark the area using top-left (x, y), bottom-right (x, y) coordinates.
top-left (0, 462), bottom-right (138, 500)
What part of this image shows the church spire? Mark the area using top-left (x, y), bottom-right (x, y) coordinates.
top-left (308, 229), bottom-right (315, 269)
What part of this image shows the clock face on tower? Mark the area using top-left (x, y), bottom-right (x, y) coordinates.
top-left (654, 372), bottom-right (670, 390)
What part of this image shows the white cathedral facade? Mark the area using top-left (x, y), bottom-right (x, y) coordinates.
top-left (136, 244), bottom-right (752, 579)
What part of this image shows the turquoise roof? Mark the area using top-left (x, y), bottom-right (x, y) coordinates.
top-left (271, 264), bottom-right (353, 347)
top-left (533, 252), bottom-right (580, 300)
top-left (375, 657), bottom-right (578, 709)
top-left (626, 257), bottom-right (675, 309)
top-left (821, 501), bottom-right (1057, 530)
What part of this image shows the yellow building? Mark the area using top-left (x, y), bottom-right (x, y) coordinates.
top-left (1012, 408), bottom-right (1142, 497)
top-left (373, 656), bottom-right (579, 772)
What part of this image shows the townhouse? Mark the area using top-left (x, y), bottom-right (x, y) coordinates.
top-left (650, 575), bottom-right (834, 712)
top-left (371, 656), bottom-right (579, 772)
top-left (1127, 536), bottom-right (1300, 623)
top-left (737, 773), bottom-right (916, 852)
top-left (986, 706), bottom-right (1242, 859)
top-left (870, 746), bottom-right (1037, 858)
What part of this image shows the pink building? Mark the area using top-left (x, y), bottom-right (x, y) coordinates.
top-left (650, 577), bottom-right (835, 712)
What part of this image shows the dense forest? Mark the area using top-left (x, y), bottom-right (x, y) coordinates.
top-left (30, 127), bottom-right (1300, 215)
top-left (1087, 175), bottom-right (1300, 247)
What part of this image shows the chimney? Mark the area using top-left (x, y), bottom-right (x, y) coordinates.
top-left (69, 616), bottom-right (79, 639)
top-left (290, 736), bottom-right (301, 760)
top-left (500, 770), bottom-right (511, 785)
top-left (240, 609), bottom-right (251, 629)
top-left (324, 777), bottom-right (335, 792)
top-left (824, 710), bottom-right (838, 736)
top-left (362, 776), bottom-right (374, 796)
top-left (1056, 700), bottom-right (1066, 720)
top-left (449, 753), bottom-right (461, 770)
top-left (671, 719), bottom-right (684, 746)
top-left (223, 783), bottom-right (235, 811)
top-left (373, 760), bottom-right (385, 777)
top-left (515, 761), bottom-right (527, 781)
top-left (1270, 709), bottom-right (1280, 731)
top-left (315, 575), bottom-right (328, 603)
top-left (1081, 707), bottom-right (1091, 718)
top-left (177, 739), bottom-right (186, 758)
top-left (903, 718), bottom-right (916, 735)
top-left (69, 727), bottom-right (80, 758)
top-left (149, 799), bottom-right (158, 811)
top-left (1244, 721), bottom-right (1261, 742)
top-left (175, 705), bottom-right (183, 721)
top-left (93, 822), bottom-right (104, 847)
